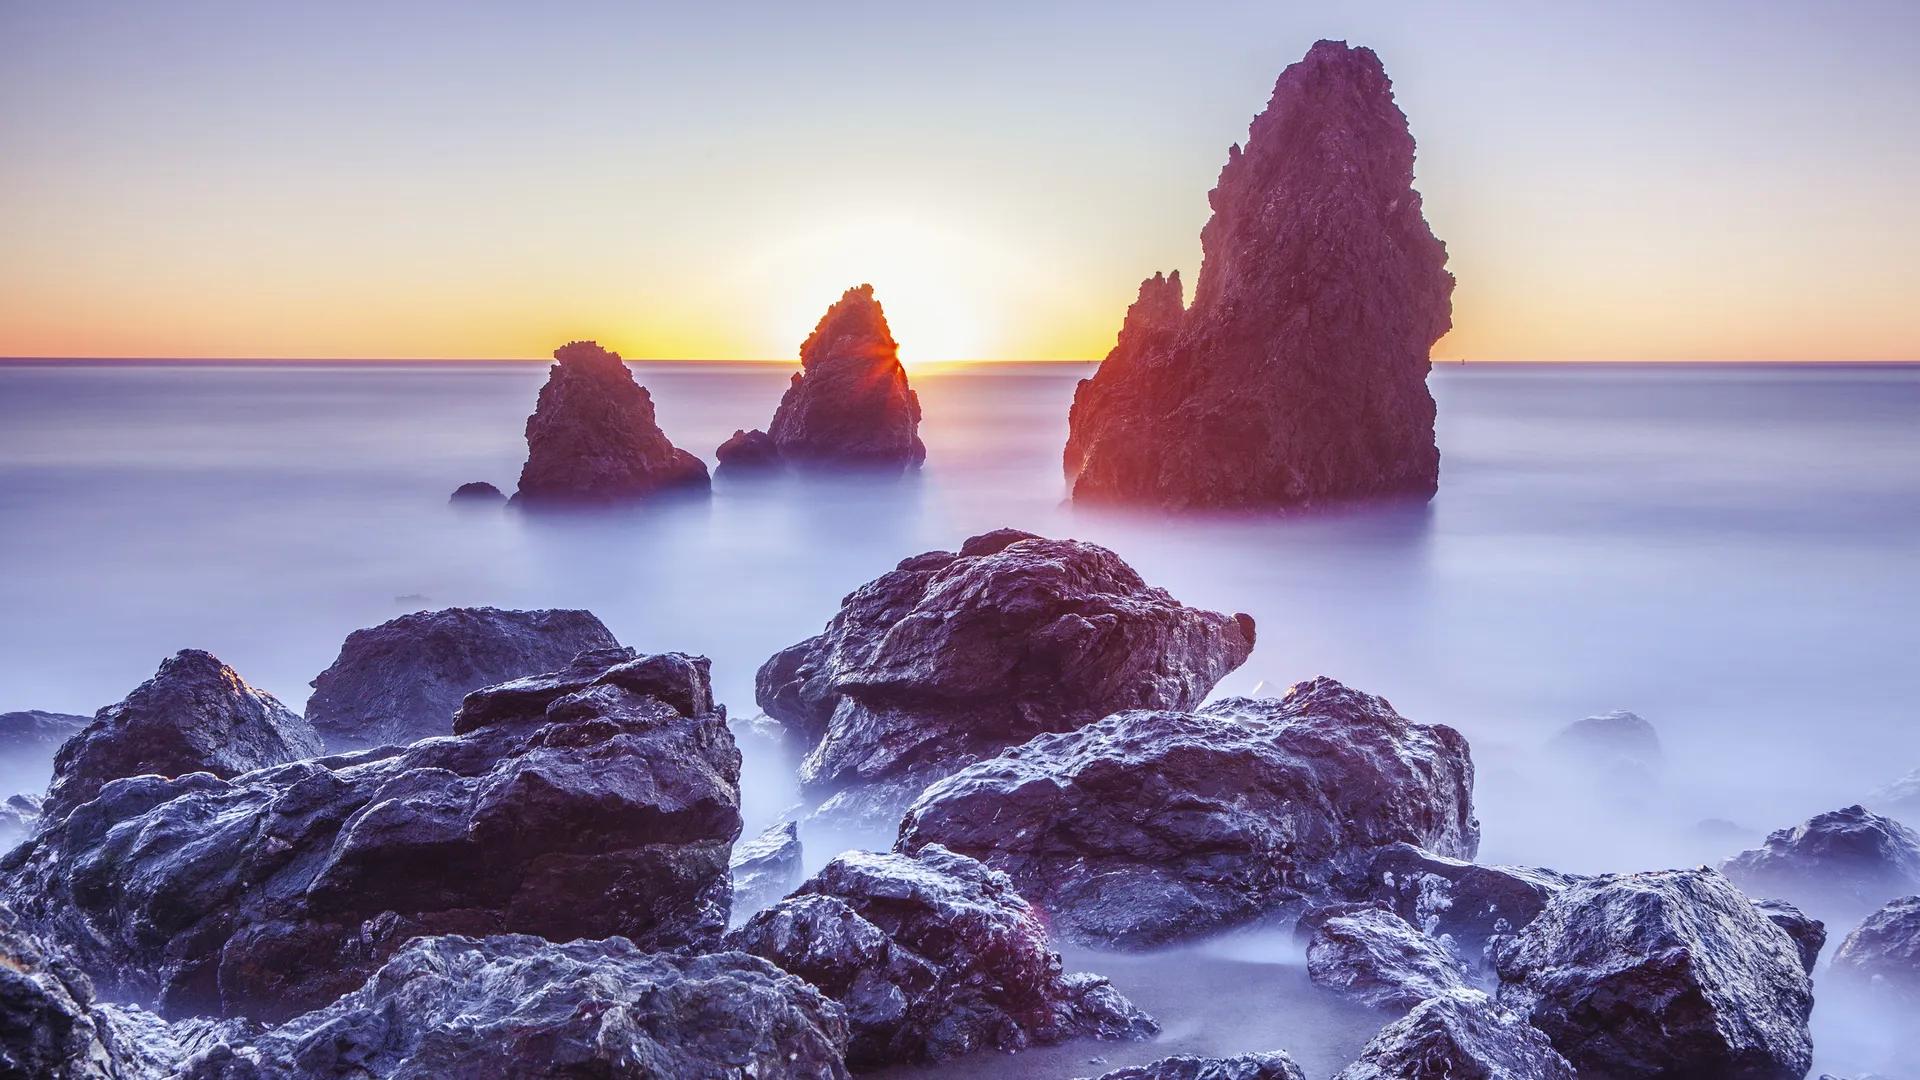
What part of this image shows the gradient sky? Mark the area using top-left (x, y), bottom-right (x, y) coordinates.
top-left (3, 1), bottom-right (1916, 362)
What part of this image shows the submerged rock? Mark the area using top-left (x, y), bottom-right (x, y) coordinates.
top-left (899, 677), bottom-right (1477, 948)
top-left (715, 427), bottom-right (781, 471)
top-left (42, 650), bottom-right (322, 822)
top-left (1723, 804), bottom-right (1920, 920)
top-left (1081, 1053), bottom-right (1306, 1080)
top-left (1492, 868), bottom-right (1814, 1079)
top-left (727, 845), bottom-right (1154, 1069)
top-left (1306, 907), bottom-right (1472, 1011)
top-left (1064, 40), bottom-right (1451, 510)
top-left (1347, 843), bottom-right (1575, 965)
top-left (729, 820), bottom-right (803, 921)
top-left (512, 340), bottom-right (709, 505)
top-left (766, 285), bottom-right (924, 468)
top-left (3, 648), bottom-right (741, 1022)
top-left (304, 606), bottom-right (619, 749)
top-left (1753, 897), bottom-right (1826, 974)
top-left (447, 480), bottom-right (504, 503)
top-left (757, 529), bottom-right (1254, 824)
top-left (1332, 991), bottom-right (1576, 1080)
top-left (1830, 895), bottom-right (1920, 1006)
top-left (174, 934), bottom-right (850, 1080)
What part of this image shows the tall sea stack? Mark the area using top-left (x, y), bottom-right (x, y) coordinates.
top-left (513, 340), bottom-right (709, 505)
top-left (1065, 40), bottom-right (1453, 510)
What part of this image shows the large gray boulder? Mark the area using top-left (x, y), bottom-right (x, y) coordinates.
top-left (1332, 991), bottom-right (1575, 1080)
top-left (305, 606), bottom-right (618, 749)
top-left (1723, 804), bottom-right (1920, 921)
top-left (898, 677), bottom-right (1477, 948)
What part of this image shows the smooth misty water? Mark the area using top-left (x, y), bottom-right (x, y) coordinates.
top-left (2, 359), bottom-right (1917, 1075)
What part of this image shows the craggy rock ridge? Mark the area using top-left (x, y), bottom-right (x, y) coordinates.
top-left (174, 934), bottom-right (851, 1080)
top-left (1064, 40), bottom-right (1452, 510)
top-left (1305, 907), bottom-right (1472, 1011)
top-left (513, 340), bottom-right (709, 505)
top-left (727, 845), bottom-right (1154, 1069)
top-left (304, 606), bottom-right (619, 749)
top-left (898, 677), bottom-right (1477, 948)
top-left (1830, 895), bottom-right (1920, 1006)
top-left (757, 528), bottom-right (1254, 824)
top-left (1723, 804), bottom-right (1920, 920)
top-left (761, 284), bottom-right (925, 468)
top-left (729, 820), bottom-right (804, 921)
top-left (1, 648), bottom-right (741, 1022)
top-left (1081, 1053), bottom-right (1306, 1080)
top-left (1492, 868), bottom-right (1814, 1079)
top-left (42, 650), bottom-right (322, 821)
top-left (1331, 991), bottom-right (1576, 1080)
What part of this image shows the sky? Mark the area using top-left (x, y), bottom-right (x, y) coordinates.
top-left (2, 1), bottom-right (1916, 363)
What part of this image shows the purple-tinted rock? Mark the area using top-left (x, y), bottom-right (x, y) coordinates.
top-left (1065, 41), bottom-right (1451, 510)
top-left (447, 481), bottom-right (503, 503)
top-left (1081, 1053), bottom-right (1306, 1080)
top-left (1830, 895), bottom-right (1920, 1006)
top-left (1332, 991), bottom-right (1576, 1080)
top-left (512, 340), bottom-right (709, 505)
top-left (766, 285), bottom-right (924, 468)
top-left (729, 820), bottom-right (803, 922)
top-left (727, 845), bottom-right (1154, 1069)
top-left (1348, 843), bottom-right (1577, 964)
top-left (43, 651), bottom-right (322, 822)
top-left (1753, 897), bottom-right (1826, 975)
top-left (1722, 804), bottom-right (1920, 921)
top-left (1307, 907), bottom-right (1472, 1011)
top-left (715, 427), bottom-right (781, 471)
top-left (898, 678), bottom-right (1478, 948)
top-left (757, 529), bottom-right (1254, 824)
top-left (304, 606), bottom-right (619, 750)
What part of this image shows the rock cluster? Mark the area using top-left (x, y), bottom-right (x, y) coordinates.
top-left (1083, 1054), bottom-right (1306, 1080)
top-left (513, 340), bottom-right (709, 505)
top-left (304, 606), bottom-right (619, 749)
top-left (1305, 907), bottom-right (1472, 1011)
top-left (1064, 40), bottom-right (1452, 510)
top-left (1332, 991), bottom-right (1576, 1080)
top-left (899, 677), bottom-right (1477, 948)
top-left (727, 845), bottom-right (1154, 1068)
top-left (1723, 804), bottom-right (1920, 920)
top-left (42, 650), bottom-right (322, 821)
top-left (757, 528), bottom-right (1254, 824)
top-left (729, 820), bottom-right (803, 920)
top-left (1830, 894), bottom-right (1920, 1006)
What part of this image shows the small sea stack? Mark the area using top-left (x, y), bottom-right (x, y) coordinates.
top-left (513, 340), bottom-right (709, 506)
top-left (1065, 40), bottom-right (1453, 510)
top-left (718, 284), bottom-right (925, 472)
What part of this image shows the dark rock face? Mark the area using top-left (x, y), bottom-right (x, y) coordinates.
top-left (1064, 40), bottom-right (1451, 511)
top-left (304, 606), bottom-right (619, 750)
top-left (1082, 1053), bottom-right (1305, 1080)
top-left (1306, 907), bottom-right (1472, 1011)
top-left (1332, 991), bottom-right (1576, 1080)
top-left (757, 529), bottom-right (1254, 824)
top-left (899, 678), bottom-right (1477, 948)
top-left (43, 651), bottom-right (322, 822)
top-left (730, 820), bottom-right (803, 921)
top-left (512, 340), bottom-right (710, 505)
top-left (447, 481), bottom-right (504, 503)
top-left (1492, 868), bottom-right (1814, 1080)
top-left (727, 845), bottom-right (1154, 1069)
top-left (174, 934), bottom-right (850, 1080)
top-left (1830, 895), bottom-right (1920, 1006)
top-left (1723, 804), bottom-right (1920, 920)
top-left (1349, 843), bottom-right (1576, 965)
top-left (766, 285), bottom-right (924, 468)
top-left (3, 648), bottom-right (741, 1022)
top-left (1752, 897), bottom-right (1826, 974)
top-left (715, 427), bottom-right (781, 471)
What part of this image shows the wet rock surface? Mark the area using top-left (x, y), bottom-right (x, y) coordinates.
top-left (730, 820), bottom-right (803, 921)
top-left (1064, 40), bottom-right (1451, 510)
top-left (1306, 907), bottom-right (1472, 1011)
top-left (2, 648), bottom-right (741, 1022)
top-left (1492, 868), bottom-right (1814, 1079)
top-left (727, 845), bottom-right (1154, 1069)
top-left (1723, 804), bottom-right (1920, 921)
top-left (766, 284), bottom-right (924, 468)
top-left (1346, 843), bottom-right (1575, 966)
top-left (42, 650), bottom-right (322, 821)
top-left (758, 528), bottom-right (1254, 823)
top-left (1080, 1053), bottom-right (1306, 1080)
top-left (512, 340), bottom-right (709, 505)
top-left (1753, 897), bottom-right (1826, 974)
top-left (304, 606), bottom-right (619, 750)
top-left (1830, 894), bottom-right (1920, 1006)
top-left (899, 677), bottom-right (1477, 948)
top-left (174, 934), bottom-right (850, 1080)
top-left (1331, 991), bottom-right (1576, 1080)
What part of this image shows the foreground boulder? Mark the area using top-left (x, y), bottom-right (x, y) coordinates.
top-left (1492, 868), bottom-right (1813, 1079)
top-left (3, 648), bottom-right (741, 1022)
top-left (763, 284), bottom-right (924, 468)
top-left (1306, 907), bottom-right (1472, 1011)
top-left (513, 340), bottom-right (709, 505)
top-left (304, 606), bottom-right (619, 749)
top-left (42, 651), bottom-right (322, 821)
top-left (1063, 40), bottom-right (1451, 510)
top-left (1830, 895), bottom-right (1920, 1006)
top-left (1332, 991), bottom-right (1575, 1080)
top-left (1723, 804), bottom-right (1920, 920)
top-left (899, 678), bottom-right (1476, 948)
top-left (758, 528), bottom-right (1254, 824)
top-left (729, 820), bottom-right (803, 921)
top-left (728, 845), bottom-right (1154, 1069)
top-left (1346, 843), bottom-right (1575, 966)
top-left (175, 934), bottom-right (849, 1080)
top-left (1082, 1054), bottom-right (1305, 1080)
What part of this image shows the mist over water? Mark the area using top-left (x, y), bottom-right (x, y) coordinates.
top-left (3, 359), bottom-right (1917, 1074)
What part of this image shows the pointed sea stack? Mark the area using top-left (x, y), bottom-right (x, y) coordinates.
top-left (513, 340), bottom-right (709, 505)
top-left (1065, 40), bottom-right (1453, 510)
top-left (753, 284), bottom-right (925, 469)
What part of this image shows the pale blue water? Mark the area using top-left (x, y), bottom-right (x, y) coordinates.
top-left (2, 359), bottom-right (1916, 1074)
